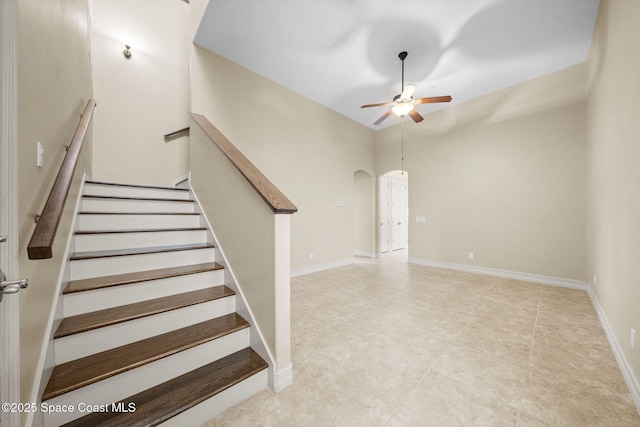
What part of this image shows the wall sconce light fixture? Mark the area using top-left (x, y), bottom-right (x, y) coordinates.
top-left (123, 45), bottom-right (132, 60)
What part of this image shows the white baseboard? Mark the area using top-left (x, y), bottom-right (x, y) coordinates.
top-left (586, 284), bottom-right (640, 414)
top-left (270, 362), bottom-right (293, 392)
top-left (354, 250), bottom-right (377, 258)
top-left (172, 173), bottom-right (190, 188)
top-left (407, 257), bottom-right (587, 290)
top-left (291, 258), bottom-right (354, 278)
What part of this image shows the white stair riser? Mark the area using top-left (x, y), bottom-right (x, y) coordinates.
top-left (74, 230), bottom-right (208, 252)
top-left (63, 270), bottom-right (225, 317)
top-left (70, 248), bottom-right (216, 281)
top-left (55, 296), bottom-right (236, 364)
top-left (43, 329), bottom-right (250, 427)
top-left (84, 184), bottom-right (191, 200)
top-left (159, 370), bottom-right (268, 427)
top-left (77, 213), bottom-right (201, 231)
top-left (81, 198), bottom-right (195, 213)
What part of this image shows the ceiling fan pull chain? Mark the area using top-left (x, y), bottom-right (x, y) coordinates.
top-left (401, 118), bottom-right (405, 174)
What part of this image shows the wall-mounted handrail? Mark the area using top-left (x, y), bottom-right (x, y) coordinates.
top-left (163, 127), bottom-right (190, 142)
top-left (191, 113), bottom-right (298, 214)
top-left (27, 99), bottom-right (97, 259)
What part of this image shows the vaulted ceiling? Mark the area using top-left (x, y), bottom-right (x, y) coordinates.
top-left (194, 0), bottom-right (600, 129)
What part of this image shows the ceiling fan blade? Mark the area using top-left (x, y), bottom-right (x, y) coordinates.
top-left (374, 110), bottom-right (392, 125)
top-left (401, 84), bottom-right (417, 99)
top-left (414, 95), bottom-right (452, 104)
top-left (408, 109), bottom-right (424, 123)
top-left (361, 102), bottom-right (392, 108)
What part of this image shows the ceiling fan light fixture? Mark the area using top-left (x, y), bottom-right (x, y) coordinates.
top-left (392, 101), bottom-right (414, 118)
top-left (360, 51), bottom-right (451, 125)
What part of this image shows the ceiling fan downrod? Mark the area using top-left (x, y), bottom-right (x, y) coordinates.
top-left (399, 51), bottom-right (407, 92)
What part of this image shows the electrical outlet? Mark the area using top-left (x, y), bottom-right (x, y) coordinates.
top-left (309, 252), bottom-right (314, 260)
top-left (631, 328), bottom-right (636, 350)
top-left (468, 252), bottom-right (474, 260)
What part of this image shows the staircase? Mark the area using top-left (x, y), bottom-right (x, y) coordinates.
top-left (41, 180), bottom-right (268, 426)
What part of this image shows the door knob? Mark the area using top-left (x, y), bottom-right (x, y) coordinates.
top-left (0, 269), bottom-right (30, 303)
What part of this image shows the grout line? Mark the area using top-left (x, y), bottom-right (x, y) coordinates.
top-left (515, 284), bottom-right (544, 426)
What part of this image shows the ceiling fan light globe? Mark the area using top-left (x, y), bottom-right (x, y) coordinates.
top-left (392, 102), bottom-right (414, 118)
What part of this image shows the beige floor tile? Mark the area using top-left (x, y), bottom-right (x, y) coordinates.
top-left (454, 322), bottom-right (533, 366)
top-left (473, 305), bottom-right (538, 336)
top-left (534, 311), bottom-right (608, 346)
top-left (385, 370), bottom-right (519, 427)
top-left (494, 278), bottom-right (543, 298)
top-left (202, 253), bottom-right (640, 426)
top-left (431, 341), bottom-right (528, 407)
top-left (519, 367), bottom-right (640, 426)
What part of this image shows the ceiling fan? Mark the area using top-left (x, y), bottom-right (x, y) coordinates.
top-left (361, 51), bottom-right (452, 125)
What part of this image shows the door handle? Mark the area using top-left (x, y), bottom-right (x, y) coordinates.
top-left (0, 236), bottom-right (7, 243)
top-left (0, 269), bottom-right (30, 303)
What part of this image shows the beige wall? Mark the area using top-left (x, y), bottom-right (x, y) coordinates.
top-left (17, 0), bottom-right (93, 406)
top-left (353, 170), bottom-right (375, 256)
top-left (586, 0), bottom-right (640, 382)
top-left (189, 119), bottom-right (279, 359)
top-left (190, 44), bottom-right (376, 272)
top-left (376, 65), bottom-right (588, 281)
top-left (90, 0), bottom-right (190, 186)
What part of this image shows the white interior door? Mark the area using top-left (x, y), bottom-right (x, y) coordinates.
top-left (1, 1), bottom-right (21, 425)
top-left (379, 176), bottom-right (390, 253)
top-left (390, 176), bottom-right (408, 251)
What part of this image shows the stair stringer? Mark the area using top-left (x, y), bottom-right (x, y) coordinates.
top-left (25, 172), bottom-right (90, 427)
top-left (188, 180), bottom-right (286, 391)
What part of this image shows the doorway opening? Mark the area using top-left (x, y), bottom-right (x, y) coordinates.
top-left (379, 171), bottom-right (408, 256)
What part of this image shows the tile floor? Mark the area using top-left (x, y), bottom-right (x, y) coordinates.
top-left (203, 252), bottom-right (640, 426)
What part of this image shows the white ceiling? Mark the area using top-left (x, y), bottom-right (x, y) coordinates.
top-left (194, 0), bottom-right (600, 129)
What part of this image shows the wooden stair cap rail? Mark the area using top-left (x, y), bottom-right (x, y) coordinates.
top-left (28, 99), bottom-right (97, 259)
top-left (191, 113), bottom-right (298, 214)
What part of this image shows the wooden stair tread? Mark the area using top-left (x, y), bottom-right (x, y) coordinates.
top-left (43, 313), bottom-right (249, 401)
top-left (64, 262), bottom-right (224, 294)
top-left (55, 286), bottom-right (235, 338)
top-left (62, 348), bottom-right (267, 427)
top-left (83, 194), bottom-right (194, 203)
top-left (85, 180), bottom-right (189, 192)
top-left (75, 227), bottom-right (207, 235)
top-left (70, 243), bottom-right (215, 260)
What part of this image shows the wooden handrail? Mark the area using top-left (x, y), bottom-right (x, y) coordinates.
top-left (163, 127), bottom-right (189, 142)
top-left (191, 113), bottom-right (298, 214)
top-left (27, 99), bottom-right (97, 259)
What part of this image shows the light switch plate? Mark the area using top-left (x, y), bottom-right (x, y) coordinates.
top-left (37, 142), bottom-right (43, 168)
